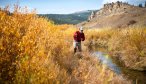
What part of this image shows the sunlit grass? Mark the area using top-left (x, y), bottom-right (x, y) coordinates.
top-left (86, 26), bottom-right (146, 70)
top-left (0, 6), bottom-right (132, 84)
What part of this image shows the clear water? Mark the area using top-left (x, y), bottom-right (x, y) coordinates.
top-left (92, 51), bottom-right (146, 84)
top-left (92, 51), bottom-right (121, 74)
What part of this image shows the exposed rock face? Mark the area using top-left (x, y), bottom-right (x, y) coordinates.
top-left (88, 11), bottom-right (96, 21)
top-left (89, 1), bottom-right (133, 20)
top-left (99, 2), bottom-right (130, 14)
top-left (79, 1), bottom-right (146, 28)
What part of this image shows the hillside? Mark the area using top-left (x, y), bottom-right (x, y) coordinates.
top-left (79, 1), bottom-right (146, 28)
top-left (39, 10), bottom-right (97, 24)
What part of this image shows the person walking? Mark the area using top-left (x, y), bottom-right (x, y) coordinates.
top-left (73, 27), bottom-right (85, 53)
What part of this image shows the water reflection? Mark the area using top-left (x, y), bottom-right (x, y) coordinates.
top-left (92, 51), bottom-right (146, 84)
top-left (93, 51), bottom-right (121, 74)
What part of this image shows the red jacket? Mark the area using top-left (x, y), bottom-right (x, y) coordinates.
top-left (73, 31), bottom-right (85, 42)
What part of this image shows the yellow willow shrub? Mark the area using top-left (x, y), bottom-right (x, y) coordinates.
top-left (63, 27), bottom-right (77, 45)
top-left (0, 8), bottom-right (71, 83)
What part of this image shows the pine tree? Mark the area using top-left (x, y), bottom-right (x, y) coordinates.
top-left (139, 4), bottom-right (143, 7)
top-left (145, 1), bottom-right (146, 7)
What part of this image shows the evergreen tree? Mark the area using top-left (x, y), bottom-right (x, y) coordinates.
top-left (139, 4), bottom-right (143, 7)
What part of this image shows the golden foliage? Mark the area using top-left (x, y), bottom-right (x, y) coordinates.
top-left (0, 6), bottom-right (132, 84)
top-left (0, 7), bottom-right (72, 84)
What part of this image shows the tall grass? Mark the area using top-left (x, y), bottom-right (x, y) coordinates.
top-left (86, 27), bottom-right (146, 70)
top-left (0, 6), bottom-right (132, 84)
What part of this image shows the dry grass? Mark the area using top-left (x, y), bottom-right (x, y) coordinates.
top-left (0, 6), bottom-right (132, 84)
top-left (86, 27), bottom-right (146, 70)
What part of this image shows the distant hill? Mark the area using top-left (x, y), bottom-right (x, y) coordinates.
top-left (78, 1), bottom-right (146, 28)
top-left (38, 10), bottom-right (97, 24)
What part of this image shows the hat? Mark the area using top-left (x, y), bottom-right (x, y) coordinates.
top-left (80, 27), bottom-right (83, 30)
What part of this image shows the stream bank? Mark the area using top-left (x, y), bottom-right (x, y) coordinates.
top-left (92, 48), bottom-right (146, 84)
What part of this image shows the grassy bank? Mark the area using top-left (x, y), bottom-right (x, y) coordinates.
top-left (86, 27), bottom-right (146, 70)
top-left (0, 7), bottom-right (132, 83)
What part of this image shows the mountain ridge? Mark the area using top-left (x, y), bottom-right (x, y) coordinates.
top-left (38, 10), bottom-right (98, 24)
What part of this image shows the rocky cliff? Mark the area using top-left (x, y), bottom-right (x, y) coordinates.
top-left (79, 1), bottom-right (146, 28)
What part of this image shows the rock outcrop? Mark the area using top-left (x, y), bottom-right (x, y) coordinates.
top-left (79, 1), bottom-right (146, 28)
top-left (89, 1), bottom-right (134, 20)
top-left (88, 11), bottom-right (96, 21)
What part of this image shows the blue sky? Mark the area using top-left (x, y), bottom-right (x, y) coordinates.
top-left (0, 0), bottom-right (145, 14)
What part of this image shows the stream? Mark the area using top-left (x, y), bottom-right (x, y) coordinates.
top-left (92, 51), bottom-right (146, 84)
